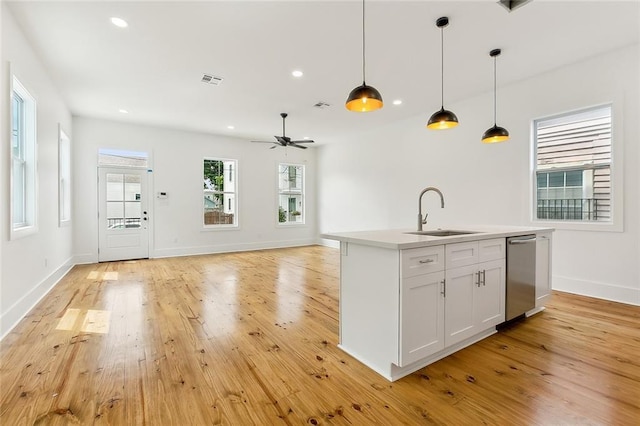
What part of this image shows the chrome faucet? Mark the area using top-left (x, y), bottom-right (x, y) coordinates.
top-left (418, 187), bottom-right (445, 231)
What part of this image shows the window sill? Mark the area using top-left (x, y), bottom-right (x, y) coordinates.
top-left (201, 224), bottom-right (240, 232)
top-left (10, 224), bottom-right (38, 240)
top-left (277, 222), bottom-right (306, 228)
top-left (531, 219), bottom-right (622, 233)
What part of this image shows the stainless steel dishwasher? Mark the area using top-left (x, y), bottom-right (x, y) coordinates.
top-left (506, 235), bottom-right (537, 321)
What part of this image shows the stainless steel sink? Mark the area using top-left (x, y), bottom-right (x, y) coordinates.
top-left (405, 230), bottom-right (478, 237)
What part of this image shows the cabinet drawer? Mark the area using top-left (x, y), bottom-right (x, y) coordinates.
top-left (445, 241), bottom-right (478, 269)
top-left (401, 245), bottom-right (445, 278)
top-left (478, 238), bottom-right (505, 262)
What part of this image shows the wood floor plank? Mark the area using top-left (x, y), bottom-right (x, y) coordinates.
top-left (1, 246), bottom-right (639, 425)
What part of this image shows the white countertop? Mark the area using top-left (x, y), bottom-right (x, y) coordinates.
top-left (321, 225), bottom-right (554, 250)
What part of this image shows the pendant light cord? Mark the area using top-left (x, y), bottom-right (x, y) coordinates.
top-left (493, 55), bottom-right (497, 126)
top-left (362, 0), bottom-right (366, 84)
top-left (440, 25), bottom-right (444, 108)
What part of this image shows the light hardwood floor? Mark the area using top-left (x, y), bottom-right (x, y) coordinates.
top-left (1, 246), bottom-right (639, 425)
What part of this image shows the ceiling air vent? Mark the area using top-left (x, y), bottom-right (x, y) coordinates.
top-left (313, 101), bottom-right (331, 109)
top-left (201, 74), bottom-right (224, 85)
top-left (498, 0), bottom-right (533, 12)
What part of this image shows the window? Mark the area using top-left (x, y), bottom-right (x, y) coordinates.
top-left (59, 126), bottom-right (71, 226)
top-left (278, 164), bottom-right (304, 225)
top-left (98, 148), bottom-right (148, 168)
top-left (533, 105), bottom-right (612, 223)
top-left (10, 76), bottom-right (37, 238)
top-left (204, 158), bottom-right (237, 227)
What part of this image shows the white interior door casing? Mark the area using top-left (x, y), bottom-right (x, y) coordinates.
top-left (98, 167), bottom-right (149, 262)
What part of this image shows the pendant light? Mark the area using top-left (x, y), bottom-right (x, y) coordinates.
top-left (346, 0), bottom-right (383, 112)
top-left (482, 48), bottom-right (509, 143)
top-left (427, 17), bottom-right (458, 130)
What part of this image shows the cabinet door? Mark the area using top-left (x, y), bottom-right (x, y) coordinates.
top-left (536, 232), bottom-right (552, 307)
top-left (399, 271), bottom-right (445, 366)
top-left (444, 264), bottom-right (478, 346)
top-left (475, 259), bottom-right (505, 328)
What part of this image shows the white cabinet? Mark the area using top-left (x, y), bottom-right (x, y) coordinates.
top-left (399, 246), bottom-right (445, 366)
top-left (399, 240), bottom-right (504, 365)
top-left (535, 232), bottom-right (552, 307)
top-left (399, 271), bottom-right (445, 366)
top-left (444, 239), bottom-right (505, 346)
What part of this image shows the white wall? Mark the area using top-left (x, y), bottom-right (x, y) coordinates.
top-left (318, 44), bottom-right (640, 306)
top-left (73, 117), bottom-right (317, 263)
top-left (1, 4), bottom-right (74, 338)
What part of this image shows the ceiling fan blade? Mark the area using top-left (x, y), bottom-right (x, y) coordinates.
top-left (289, 143), bottom-right (308, 149)
top-left (251, 140), bottom-right (276, 143)
top-left (289, 140), bottom-right (314, 144)
top-left (275, 136), bottom-right (287, 144)
top-left (269, 145), bottom-right (277, 149)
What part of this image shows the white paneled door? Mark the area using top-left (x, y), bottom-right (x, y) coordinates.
top-left (98, 167), bottom-right (149, 262)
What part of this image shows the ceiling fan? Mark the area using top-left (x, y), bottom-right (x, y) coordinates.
top-left (251, 113), bottom-right (314, 149)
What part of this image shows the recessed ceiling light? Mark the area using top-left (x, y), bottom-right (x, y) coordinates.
top-left (110, 17), bottom-right (128, 28)
top-left (227, 125), bottom-right (235, 130)
top-left (303, 136), bottom-right (310, 140)
top-left (392, 100), bottom-right (403, 106)
top-left (118, 109), bottom-right (129, 114)
top-left (292, 70), bottom-right (304, 78)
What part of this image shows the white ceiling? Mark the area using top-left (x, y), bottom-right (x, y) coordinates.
top-left (7, 1), bottom-right (640, 144)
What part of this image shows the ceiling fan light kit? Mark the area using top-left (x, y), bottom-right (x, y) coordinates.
top-left (346, 0), bottom-right (383, 112)
top-left (427, 16), bottom-right (459, 130)
top-left (482, 48), bottom-right (510, 143)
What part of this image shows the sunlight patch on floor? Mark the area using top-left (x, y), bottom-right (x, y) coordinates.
top-left (81, 310), bottom-right (111, 334)
top-left (56, 309), bottom-right (111, 334)
top-left (103, 272), bottom-right (118, 281)
top-left (87, 271), bottom-right (100, 280)
top-left (86, 271), bottom-right (119, 281)
top-left (55, 308), bottom-right (81, 330)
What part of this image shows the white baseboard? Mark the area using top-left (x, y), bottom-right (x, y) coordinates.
top-left (553, 275), bottom-right (640, 306)
top-left (318, 238), bottom-right (340, 249)
top-left (0, 257), bottom-right (74, 340)
top-left (73, 252), bottom-right (98, 265)
top-left (151, 238), bottom-right (320, 259)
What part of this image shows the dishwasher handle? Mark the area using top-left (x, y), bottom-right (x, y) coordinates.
top-left (508, 236), bottom-right (537, 245)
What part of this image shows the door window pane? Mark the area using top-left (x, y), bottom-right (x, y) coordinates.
top-left (106, 173), bottom-right (142, 229)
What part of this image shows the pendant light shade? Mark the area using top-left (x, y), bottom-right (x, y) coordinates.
top-left (346, 0), bottom-right (383, 112)
top-left (346, 83), bottom-right (384, 112)
top-left (427, 107), bottom-right (458, 130)
top-left (427, 17), bottom-right (458, 130)
top-left (482, 48), bottom-right (509, 143)
top-left (481, 124), bottom-right (510, 143)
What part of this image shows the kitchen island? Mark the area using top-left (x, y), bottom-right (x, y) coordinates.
top-left (322, 225), bottom-right (553, 381)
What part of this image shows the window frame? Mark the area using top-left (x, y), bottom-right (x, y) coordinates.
top-left (58, 125), bottom-right (72, 227)
top-left (203, 157), bottom-right (238, 229)
top-left (10, 74), bottom-right (38, 240)
top-left (531, 103), bottom-right (623, 232)
top-left (277, 163), bottom-right (305, 227)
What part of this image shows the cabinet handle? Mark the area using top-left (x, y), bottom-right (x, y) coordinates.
top-left (419, 259), bottom-right (435, 264)
top-left (441, 280), bottom-right (446, 297)
top-left (475, 271), bottom-right (481, 287)
top-left (481, 269), bottom-right (486, 286)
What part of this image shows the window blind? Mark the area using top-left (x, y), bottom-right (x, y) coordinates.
top-left (536, 106), bottom-right (611, 170)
